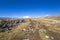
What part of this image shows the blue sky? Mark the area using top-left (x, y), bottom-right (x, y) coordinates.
top-left (0, 0), bottom-right (60, 17)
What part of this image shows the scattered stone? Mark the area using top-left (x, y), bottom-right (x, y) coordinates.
top-left (23, 29), bottom-right (27, 31)
top-left (39, 29), bottom-right (46, 33)
top-left (23, 39), bottom-right (29, 40)
top-left (51, 36), bottom-right (54, 39)
top-left (45, 35), bottom-right (49, 38)
top-left (22, 28), bottom-right (29, 32)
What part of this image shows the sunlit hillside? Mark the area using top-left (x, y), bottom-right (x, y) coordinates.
top-left (45, 14), bottom-right (60, 20)
top-left (0, 15), bottom-right (60, 40)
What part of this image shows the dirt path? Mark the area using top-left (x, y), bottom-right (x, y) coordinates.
top-left (24, 19), bottom-right (42, 40)
top-left (24, 19), bottom-right (60, 40)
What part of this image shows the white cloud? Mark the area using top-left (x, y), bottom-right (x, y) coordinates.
top-left (45, 14), bottom-right (49, 16)
top-left (22, 16), bottom-right (31, 18)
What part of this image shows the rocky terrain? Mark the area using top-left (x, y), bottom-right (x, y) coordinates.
top-left (0, 18), bottom-right (27, 32)
top-left (0, 15), bottom-right (60, 40)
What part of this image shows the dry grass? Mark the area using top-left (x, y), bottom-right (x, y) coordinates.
top-left (0, 17), bottom-right (60, 40)
top-left (0, 21), bottom-right (30, 40)
top-left (8, 22), bottom-right (30, 40)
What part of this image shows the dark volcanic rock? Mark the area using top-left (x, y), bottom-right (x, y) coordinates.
top-left (0, 18), bottom-right (27, 32)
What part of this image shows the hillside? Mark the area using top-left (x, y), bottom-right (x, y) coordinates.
top-left (0, 15), bottom-right (60, 40)
top-left (45, 14), bottom-right (60, 20)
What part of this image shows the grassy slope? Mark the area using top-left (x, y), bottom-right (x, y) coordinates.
top-left (45, 14), bottom-right (60, 20)
top-left (0, 15), bottom-right (60, 40)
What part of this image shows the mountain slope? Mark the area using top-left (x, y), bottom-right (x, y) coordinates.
top-left (0, 16), bottom-right (60, 40)
top-left (45, 14), bottom-right (60, 20)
